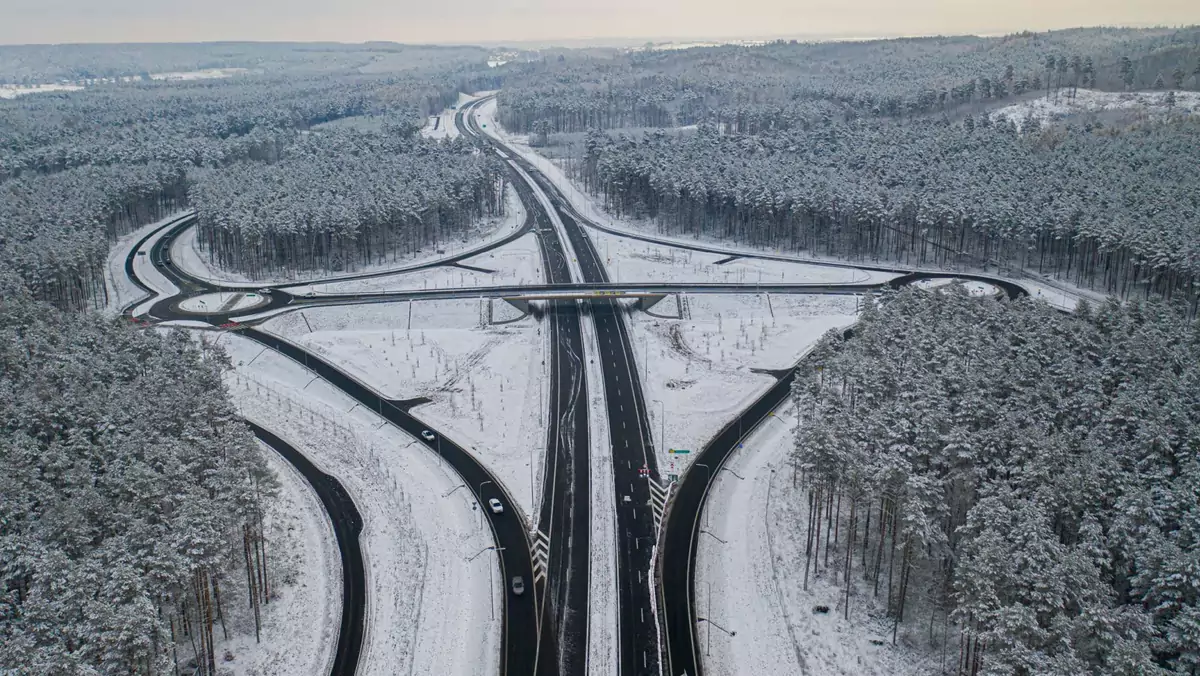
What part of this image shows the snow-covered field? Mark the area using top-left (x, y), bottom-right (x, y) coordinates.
top-left (216, 443), bottom-right (340, 676)
top-left (218, 331), bottom-right (501, 676)
top-left (626, 293), bottom-right (858, 472)
top-left (150, 68), bottom-right (249, 81)
top-left (297, 230), bottom-right (542, 296)
top-left (0, 83), bottom-right (84, 98)
top-left (173, 185), bottom-right (525, 288)
top-left (102, 211), bottom-right (189, 314)
top-left (261, 299), bottom-right (548, 519)
top-left (696, 401), bottom-right (931, 676)
top-left (991, 88), bottom-right (1200, 129)
top-left (587, 227), bottom-right (886, 285)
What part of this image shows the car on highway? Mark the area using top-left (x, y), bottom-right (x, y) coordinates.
top-left (420, 430), bottom-right (436, 441)
top-left (488, 498), bottom-right (503, 514)
top-left (257, 288), bottom-right (271, 295)
top-left (511, 576), bottom-right (525, 596)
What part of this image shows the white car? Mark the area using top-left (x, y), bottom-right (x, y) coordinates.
top-left (488, 498), bottom-right (504, 514)
top-left (420, 430), bottom-right (436, 442)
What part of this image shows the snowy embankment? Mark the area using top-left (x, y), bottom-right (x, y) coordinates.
top-left (296, 229), bottom-right (542, 296)
top-left (626, 293), bottom-right (858, 473)
top-left (991, 88), bottom-right (1200, 130)
top-left (696, 401), bottom-right (931, 675)
top-left (217, 330), bottom-right (501, 676)
top-left (102, 210), bottom-right (189, 314)
top-left (261, 299), bottom-right (548, 520)
top-left (171, 184), bottom-right (525, 289)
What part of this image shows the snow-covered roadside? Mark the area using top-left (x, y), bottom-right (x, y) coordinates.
top-left (217, 331), bottom-right (501, 676)
top-left (260, 299), bottom-right (548, 520)
top-left (420, 92), bottom-right (481, 140)
top-left (627, 293), bottom-right (858, 472)
top-left (216, 443), bottom-right (341, 676)
top-left (102, 210), bottom-right (189, 314)
top-left (298, 231), bottom-right (542, 296)
top-left (130, 220), bottom-right (185, 318)
top-left (173, 184), bottom-right (526, 289)
top-left (580, 311), bottom-right (619, 675)
top-left (586, 227), bottom-right (891, 285)
top-left (696, 401), bottom-right (930, 675)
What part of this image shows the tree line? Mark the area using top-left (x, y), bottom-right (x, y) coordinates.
top-left (790, 289), bottom-right (1199, 675)
top-left (493, 26), bottom-right (1200, 133)
top-left (0, 284), bottom-right (276, 676)
top-left (189, 128), bottom-right (506, 279)
top-left (573, 115), bottom-right (1200, 310)
top-left (0, 68), bottom-right (474, 309)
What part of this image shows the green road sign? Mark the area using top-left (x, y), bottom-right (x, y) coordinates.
top-left (668, 448), bottom-right (691, 454)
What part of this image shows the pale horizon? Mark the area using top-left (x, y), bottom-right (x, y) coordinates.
top-left (2, 0), bottom-right (1199, 47)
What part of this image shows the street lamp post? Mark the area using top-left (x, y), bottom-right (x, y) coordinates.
top-left (652, 398), bottom-right (665, 453)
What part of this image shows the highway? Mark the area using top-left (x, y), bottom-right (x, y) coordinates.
top-left (120, 93), bottom-right (1038, 676)
top-left (657, 281), bottom-right (1028, 676)
top-left (458, 98), bottom-right (590, 676)
top-left (239, 327), bottom-right (544, 676)
top-left (124, 220), bottom-right (547, 676)
top-left (460, 96), bottom-right (665, 676)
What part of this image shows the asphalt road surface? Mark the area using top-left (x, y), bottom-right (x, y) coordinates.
top-left (460, 97), bottom-right (589, 676)
top-left (460, 97), bottom-right (664, 676)
top-left (245, 422), bottom-right (366, 676)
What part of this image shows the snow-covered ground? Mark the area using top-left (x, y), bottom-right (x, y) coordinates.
top-left (295, 231), bottom-right (542, 296)
top-left (150, 68), bottom-right (249, 81)
top-left (991, 88), bottom-right (1200, 129)
top-left (178, 291), bottom-right (269, 314)
top-left (626, 293), bottom-right (858, 472)
top-left (0, 83), bottom-right (84, 98)
top-left (261, 299), bottom-right (548, 520)
top-left (587, 227), bottom-right (890, 285)
top-left (580, 312), bottom-right (618, 675)
top-left (912, 278), bottom-right (1000, 298)
top-left (172, 185), bottom-right (525, 288)
top-left (217, 331), bottom-right (501, 676)
top-left (102, 211), bottom-right (189, 314)
top-left (215, 443), bottom-right (340, 676)
top-left (420, 92), bottom-right (481, 140)
top-left (696, 400), bottom-right (931, 676)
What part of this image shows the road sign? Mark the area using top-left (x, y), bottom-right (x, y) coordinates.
top-left (667, 474), bottom-right (679, 482)
top-left (668, 448), bottom-right (691, 454)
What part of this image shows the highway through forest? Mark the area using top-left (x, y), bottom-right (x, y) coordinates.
top-left (244, 422), bottom-right (366, 676)
top-left (126, 219), bottom-right (546, 676)
top-left (123, 93), bottom-right (1036, 676)
top-left (460, 96), bottom-right (665, 676)
top-left (456, 100), bottom-right (591, 676)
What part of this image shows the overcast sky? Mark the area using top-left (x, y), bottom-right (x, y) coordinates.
top-left (2, 0), bottom-right (1198, 45)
